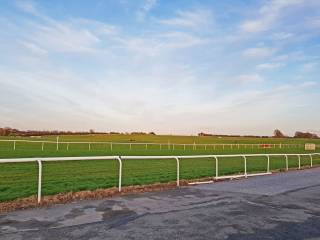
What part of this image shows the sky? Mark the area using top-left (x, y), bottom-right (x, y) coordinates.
top-left (0, 0), bottom-right (319, 136)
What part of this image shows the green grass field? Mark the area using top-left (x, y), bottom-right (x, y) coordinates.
top-left (0, 134), bottom-right (319, 202)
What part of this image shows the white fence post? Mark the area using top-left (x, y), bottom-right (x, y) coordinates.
top-left (267, 155), bottom-right (270, 173)
top-left (110, 143), bottom-right (113, 151)
top-left (13, 141), bottom-right (16, 151)
top-left (285, 155), bottom-right (288, 171)
top-left (298, 155), bottom-right (301, 169)
top-left (89, 143), bottom-right (91, 151)
top-left (175, 157), bottom-right (180, 186)
top-left (117, 156), bottom-right (122, 192)
top-left (67, 143), bottom-right (69, 151)
top-left (214, 156), bottom-right (218, 178)
top-left (41, 142), bottom-right (44, 151)
top-left (37, 160), bottom-right (42, 204)
top-left (243, 156), bottom-right (247, 178)
top-left (310, 154), bottom-right (313, 167)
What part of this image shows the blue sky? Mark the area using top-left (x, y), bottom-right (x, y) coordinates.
top-left (0, 0), bottom-right (319, 136)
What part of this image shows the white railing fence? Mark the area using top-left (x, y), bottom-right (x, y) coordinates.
top-left (0, 153), bottom-right (319, 203)
top-left (0, 139), bottom-right (307, 151)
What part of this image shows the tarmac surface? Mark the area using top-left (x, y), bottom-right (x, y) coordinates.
top-left (1, 167), bottom-right (320, 240)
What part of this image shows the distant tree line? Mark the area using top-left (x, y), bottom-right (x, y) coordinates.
top-left (0, 127), bottom-right (101, 136)
top-left (198, 130), bottom-right (319, 139)
top-left (273, 129), bottom-right (319, 139)
top-left (0, 127), bottom-right (157, 137)
top-left (1, 126), bottom-right (318, 139)
top-left (293, 131), bottom-right (319, 139)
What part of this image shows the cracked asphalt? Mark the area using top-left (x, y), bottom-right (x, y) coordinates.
top-left (1, 167), bottom-right (320, 240)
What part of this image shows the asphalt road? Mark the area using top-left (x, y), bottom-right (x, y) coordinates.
top-left (1, 168), bottom-right (320, 240)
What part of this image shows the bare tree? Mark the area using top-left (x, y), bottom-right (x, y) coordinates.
top-left (294, 131), bottom-right (318, 139)
top-left (273, 129), bottom-right (285, 138)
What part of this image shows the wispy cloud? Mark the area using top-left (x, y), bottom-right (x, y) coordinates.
top-left (307, 17), bottom-right (320, 30)
top-left (116, 30), bottom-right (210, 57)
top-left (232, 74), bottom-right (264, 84)
top-left (31, 21), bottom-right (100, 53)
top-left (19, 40), bottom-right (48, 55)
top-left (15, 0), bottom-right (38, 15)
top-left (301, 62), bottom-right (318, 72)
top-left (136, 0), bottom-right (157, 21)
top-left (243, 47), bottom-right (277, 58)
top-left (271, 32), bottom-right (294, 40)
top-left (159, 9), bottom-right (214, 29)
top-left (240, 0), bottom-right (317, 33)
top-left (257, 62), bottom-right (284, 70)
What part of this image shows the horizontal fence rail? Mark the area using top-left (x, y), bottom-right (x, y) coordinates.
top-left (0, 153), bottom-right (319, 203)
top-left (0, 139), bottom-right (309, 152)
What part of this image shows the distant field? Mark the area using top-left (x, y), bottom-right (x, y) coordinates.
top-left (1, 133), bottom-right (320, 144)
top-left (0, 134), bottom-right (319, 202)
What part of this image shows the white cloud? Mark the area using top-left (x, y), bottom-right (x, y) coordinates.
top-left (243, 47), bottom-right (277, 58)
top-left (240, 20), bottom-right (269, 33)
top-left (12, 4), bottom-right (208, 57)
top-left (19, 41), bottom-right (48, 55)
top-left (271, 32), bottom-right (294, 40)
top-left (159, 9), bottom-right (214, 29)
top-left (307, 17), bottom-right (320, 29)
top-left (232, 74), bottom-right (264, 84)
top-left (14, 3), bottom-right (113, 54)
top-left (301, 62), bottom-right (318, 72)
top-left (299, 81), bottom-right (317, 87)
top-left (276, 81), bottom-right (317, 91)
top-left (136, 0), bottom-right (157, 21)
top-left (70, 18), bottom-right (119, 36)
top-left (272, 51), bottom-right (311, 62)
top-left (157, 31), bottom-right (209, 49)
top-left (240, 0), bottom-right (311, 33)
top-left (15, 0), bottom-right (38, 15)
top-left (119, 31), bottom-right (209, 56)
top-left (257, 62), bottom-right (284, 70)
top-left (28, 20), bottom-right (101, 53)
